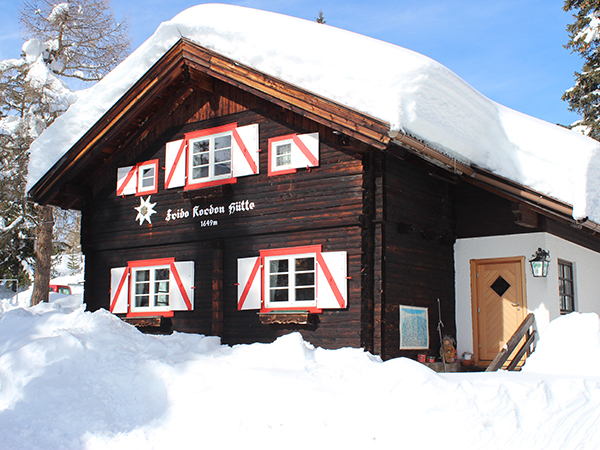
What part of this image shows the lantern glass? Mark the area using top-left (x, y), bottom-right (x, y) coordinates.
top-left (529, 248), bottom-right (550, 277)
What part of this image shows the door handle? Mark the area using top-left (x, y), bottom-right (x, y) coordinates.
top-left (511, 303), bottom-right (519, 307)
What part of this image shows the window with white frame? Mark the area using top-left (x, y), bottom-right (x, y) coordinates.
top-left (558, 260), bottom-right (575, 314)
top-left (110, 258), bottom-right (194, 317)
top-left (237, 245), bottom-right (347, 313)
top-left (268, 133), bottom-right (319, 176)
top-left (189, 131), bottom-right (232, 184)
top-left (132, 265), bottom-right (171, 311)
top-left (165, 123), bottom-right (259, 191)
top-left (265, 253), bottom-right (317, 308)
top-left (116, 159), bottom-right (159, 196)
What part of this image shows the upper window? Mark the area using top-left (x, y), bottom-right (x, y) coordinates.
top-left (110, 258), bottom-right (194, 318)
top-left (558, 260), bottom-right (575, 315)
top-left (165, 123), bottom-right (259, 191)
top-left (237, 245), bottom-right (347, 313)
top-left (268, 133), bottom-right (319, 176)
top-left (116, 159), bottom-right (159, 196)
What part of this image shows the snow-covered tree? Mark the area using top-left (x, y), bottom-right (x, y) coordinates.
top-left (0, 0), bottom-right (130, 304)
top-left (563, 0), bottom-right (600, 139)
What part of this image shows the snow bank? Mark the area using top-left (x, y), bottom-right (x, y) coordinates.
top-left (0, 301), bottom-right (599, 449)
top-left (522, 312), bottom-right (600, 376)
top-left (26, 4), bottom-right (600, 223)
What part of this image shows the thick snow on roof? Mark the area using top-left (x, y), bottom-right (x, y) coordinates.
top-left (27, 4), bottom-right (600, 222)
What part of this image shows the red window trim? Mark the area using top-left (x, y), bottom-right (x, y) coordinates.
top-left (259, 245), bottom-right (323, 313)
top-left (184, 123), bottom-right (239, 191)
top-left (124, 257), bottom-right (183, 317)
top-left (268, 134), bottom-right (297, 176)
top-left (135, 159), bottom-right (159, 196)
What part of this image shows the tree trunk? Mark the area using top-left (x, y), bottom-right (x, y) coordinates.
top-left (30, 205), bottom-right (53, 306)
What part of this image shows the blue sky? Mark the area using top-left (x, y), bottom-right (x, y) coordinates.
top-left (0, 0), bottom-right (583, 126)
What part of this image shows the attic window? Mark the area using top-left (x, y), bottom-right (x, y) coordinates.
top-left (165, 123), bottom-right (259, 191)
top-left (268, 133), bottom-right (319, 176)
top-left (116, 159), bottom-right (159, 196)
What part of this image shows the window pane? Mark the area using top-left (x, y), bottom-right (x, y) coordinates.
top-left (270, 274), bottom-right (288, 288)
top-left (193, 166), bottom-right (209, 179)
top-left (276, 143), bottom-right (291, 156)
top-left (155, 294), bottom-right (169, 307)
top-left (135, 295), bottom-right (149, 307)
top-left (136, 270), bottom-right (150, 282)
top-left (270, 259), bottom-right (288, 273)
top-left (155, 268), bottom-right (169, 280)
top-left (193, 140), bottom-right (209, 153)
top-left (193, 153), bottom-right (210, 166)
top-left (214, 135), bottom-right (231, 150)
top-left (214, 149), bottom-right (231, 163)
top-left (296, 272), bottom-right (314, 286)
top-left (155, 281), bottom-right (169, 294)
top-left (270, 289), bottom-right (288, 302)
top-left (295, 287), bottom-right (315, 301)
top-left (295, 257), bottom-right (314, 271)
top-left (214, 162), bottom-right (231, 176)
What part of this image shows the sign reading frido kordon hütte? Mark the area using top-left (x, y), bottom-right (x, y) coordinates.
top-left (162, 199), bottom-right (257, 227)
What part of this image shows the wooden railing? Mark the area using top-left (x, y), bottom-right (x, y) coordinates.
top-left (485, 313), bottom-right (537, 372)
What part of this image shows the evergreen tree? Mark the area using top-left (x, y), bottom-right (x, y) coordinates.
top-left (563, 0), bottom-right (600, 138)
top-left (316, 9), bottom-right (326, 24)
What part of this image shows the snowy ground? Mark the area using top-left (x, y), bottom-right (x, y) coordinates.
top-left (0, 287), bottom-right (599, 450)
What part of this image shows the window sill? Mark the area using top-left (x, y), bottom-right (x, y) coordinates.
top-left (258, 311), bottom-right (318, 325)
top-left (123, 316), bottom-right (164, 328)
top-left (181, 183), bottom-right (233, 201)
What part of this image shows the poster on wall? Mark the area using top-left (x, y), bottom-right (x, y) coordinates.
top-left (399, 305), bottom-right (429, 349)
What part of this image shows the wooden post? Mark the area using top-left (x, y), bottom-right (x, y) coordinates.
top-left (211, 240), bottom-right (224, 337)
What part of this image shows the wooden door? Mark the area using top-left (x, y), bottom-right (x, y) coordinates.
top-left (470, 257), bottom-right (527, 365)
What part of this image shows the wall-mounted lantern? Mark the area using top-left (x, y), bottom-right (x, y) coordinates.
top-left (529, 248), bottom-right (550, 277)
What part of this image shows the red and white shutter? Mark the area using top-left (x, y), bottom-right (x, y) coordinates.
top-left (110, 267), bottom-right (129, 314)
top-left (169, 261), bottom-right (194, 311)
top-left (237, 256), bottom-right (262, 310)
top-left (116, 166), bottom-right (137, 196)
top-left (291, 132), bottom-right (319, 169)
top-left (316, 251), bottom-right (347, 309)
top-left (165, 139), bottom-right (187, 189)
top-left (232, 124), bottom-right (259, 178)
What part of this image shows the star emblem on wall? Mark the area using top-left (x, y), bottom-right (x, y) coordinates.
top-left (134, 196), bottom-right (157, 226)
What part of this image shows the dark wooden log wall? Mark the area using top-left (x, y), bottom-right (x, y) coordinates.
top-left (380, 152), bottom-right (456, 361)
top-left (82, 81), bottom-right (369, 351)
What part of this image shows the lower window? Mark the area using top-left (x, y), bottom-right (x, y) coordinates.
top-left (110, 258), bottom-right (194, 317)
top-left (237, 245), bottom-right (347, 313)
top-left (265, 253), bottom-right (317, 309)
top-left (558, 259), bottom-right (575, 315)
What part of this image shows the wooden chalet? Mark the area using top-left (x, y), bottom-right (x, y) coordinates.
top-left (29, 36), bottom-right (600, 365)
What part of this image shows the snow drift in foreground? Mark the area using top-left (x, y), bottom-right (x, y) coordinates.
top-left (26, 4), bottom-right (600, 223)
top-left (0, 299), bottom-right (599, 450)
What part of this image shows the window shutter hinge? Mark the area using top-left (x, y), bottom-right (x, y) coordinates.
top-left (479, 343), bottom-right (482, 349)
top-left (477, 307), bottom-right (480, 314)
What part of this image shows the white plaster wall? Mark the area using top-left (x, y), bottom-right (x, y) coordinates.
top-left (454, 232), bottom-right (600, 355)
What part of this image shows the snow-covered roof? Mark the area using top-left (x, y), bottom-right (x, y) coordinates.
top-left (26, 3), bottom-right (600, 223)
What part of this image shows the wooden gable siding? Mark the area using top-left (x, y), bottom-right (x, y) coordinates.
top-left (81, 80), bottom-right (375, 351)
top-left (380, 151), bottom-right (456, 360)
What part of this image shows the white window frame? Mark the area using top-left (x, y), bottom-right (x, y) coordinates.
top-left (130, 264), bottom-right (172, 313)
top-left (137, 161), bottom-right (158, 195)
top-left (272, 139), bottom-right (293, 172)
top-left (264, 252), bottom-right (317, 309)
top-left (188, 130), bottom-right (233, 184)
